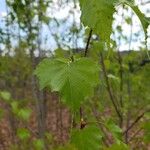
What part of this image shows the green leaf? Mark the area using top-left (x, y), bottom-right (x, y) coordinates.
top-left (56, 144), bottom-right (77, 150)
top-left (106, 120), bottom-right (122, 142)
top-left (143, 122), bottom-right (150, 143)
top-left (11, 101), bottom-right (31, 121)
top-left (80, 0), bottom-right (149, 41)
top-left (54, 48), bottom-right (70, 58)
top-left (33, 139), bottom-right (45, 150)
top-left (107, 74), bottom-right (120, 81)
top-left (0, 91), bottom-right (11, 102)
top-left (17, 108), bottom-right (31, 121)
top-left (71, 125), bottom-right (102, 150)
top-left (0, 109), bottom-right (4, 119)
top-left (79, 0), bottom-right (118, 41)
top-left (35, 58), bottom-right (99, 110)
top-left (122, 1), bottom-right (150, 39)
top-left (11, 101), bottom-right (19, 113)
top-left (17, 128), bottom-right (30, 140)
top-left (104, 143), bottom-right (130, 150)
top-left (104, 59), bottom-right (111, 70)
top-left (90, 41), bottom-right (106, 60)
top-left (41, 16), bottom-right (51, 24)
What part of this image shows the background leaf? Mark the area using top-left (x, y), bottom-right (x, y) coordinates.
top-left (123, 0), bottom-right (150, 39)
top-left (0, 91), bottom-right (11, 102)
top-left (104, 143), bottom-right (129, 150)
top-left (79, 0), bottom-right (117, 41)
top-left (71, 125), bottom-right (102, 150)
top-left (17, 128), bottom-right (30, 140)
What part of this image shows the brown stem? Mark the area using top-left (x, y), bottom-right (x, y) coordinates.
top-left (128, 128), bottom-right (142, 143)
top-left (117, 51), bottom-right (123, 108)
top-left (117, 50), bottom-right (124, 127)
top-left (80, 107), bottom-right (83, 120)
top-left (100, 52), bottom-right (123, 124)
top-left (79, 29), bottom-right (93, 127)
top-left (123, 109), bottom-right (150, 135)
top-left (84, 29), bottom-right (93, 57)
top-left (91, 105), bottom-right (112, 146)
top-left (125, 61), bottom-right (132, 142)
top-left (125, 110), bottom-right (130, 143)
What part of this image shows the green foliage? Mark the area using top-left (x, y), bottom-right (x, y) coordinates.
top-left (54, 48), bottom-right (70, 58)
top-left (17, 128), bottom-right (30, 140)
top-left (79, 0), bottom-right (117, 41)
top-left (79, 0), bottom-right (149, 42)
top-left (89, 41), bottom-right (106, 60)
top-left (11, 101), bottom-right (31, 121)
top-left (56, 144), bottom-right (77, 150)
top-left (1, 0), bottom-right (150, 149)
top-left (106, 120), bottom-right (122, 143)
top-left (0, 108), bottom-right (4, 119)
top-left (104, 143), bottom-right (129, 150)
top-left (71, 125), bottom-right (102, 150)
top-left (0, 91), bottom-right (31, 121)
top-left (122, 0), bottom-right (150, 39)
top-left (0, 91), bottom-right (11, 102)
top-left (17, 108), bottom-right (31, 121)
top-left (143, 122), bottom-right (150, 143)
top-left (32, 139), bottom-right (45, 150)
top-left (35, 58), bottom-right (100, 110)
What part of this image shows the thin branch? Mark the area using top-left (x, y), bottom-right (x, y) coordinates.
top-left (128, 128), bottom-right (143, 143)
top-left (123, 109), bottom-right (150, 135)
top-left (84, 29), bottom-right (93, 57)
top-left (116, 50), bottom-right (124, 129)
top-left (117, 8), bottom-right (125, 123)
top-left (117, 51), bottom-right (123, 109)
top-left (80, 107), bottom-right (83, 120)
top-left (79, 29), bottom-right (93, 127)
top-left (91, 105), bottom-right (112, 146)
top-left (100, 52), bottom-right (123, 124)
top-left (124, 113), bottom-right (144, 134)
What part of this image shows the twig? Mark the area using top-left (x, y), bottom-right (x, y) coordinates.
top-left (128, 128), bottom-right (143, 143)
top-left (100, 52), bottom-right (123, 124)
top-left (117, 50), bottom-right (124, 128)
top-left (123, 109), bottom-right (150, 135)
top-left (80, 29), bottom-right (93, 128)
top-left (91, 106), bottom-right (112, 146)
top-left (84, 29), bottom-right (93, 57)
top-left (117, 51), bottom-right (123, 109)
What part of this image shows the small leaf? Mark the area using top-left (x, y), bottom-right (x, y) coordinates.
top-left (56, 144), bottom-right (77, 150)
top-left (90, 41), bottom-right (106, 60)
top-left (11, 101), bottom-right (19, 113)
top-left (107, 74), bottom-right (120, 81)
top-left (17, 108), bottom-right (31, 121)
top-left (79, 0), bottom-right (118, 41)
top-left (104, 60), bottom-right (111, 69)
top-left (0, 91), bottom-right (11, 102)
top-left (122, 0), bottom-right (150, 39)
top-left (71, 125), bottom-right (102, 150)
top-left (33, 139), bottom-right (45, 150)
top-left (104, 142), bottom-right (130, 150)
top-left (45, 132), bottom-right (53, 143)
top-left (143, 122), bottom-right (150, 143)
top-left (106, 120), bottom-right (122, 141)
top-left (17, 128), bottom-right (30, 140)
top-left (54, 48), bottom-right (70, 58)
top-left (0, 109), bottom-right (4, 119)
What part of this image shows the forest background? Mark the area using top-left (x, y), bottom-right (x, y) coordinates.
top-left (0, 0), bottom-right (150, 150)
